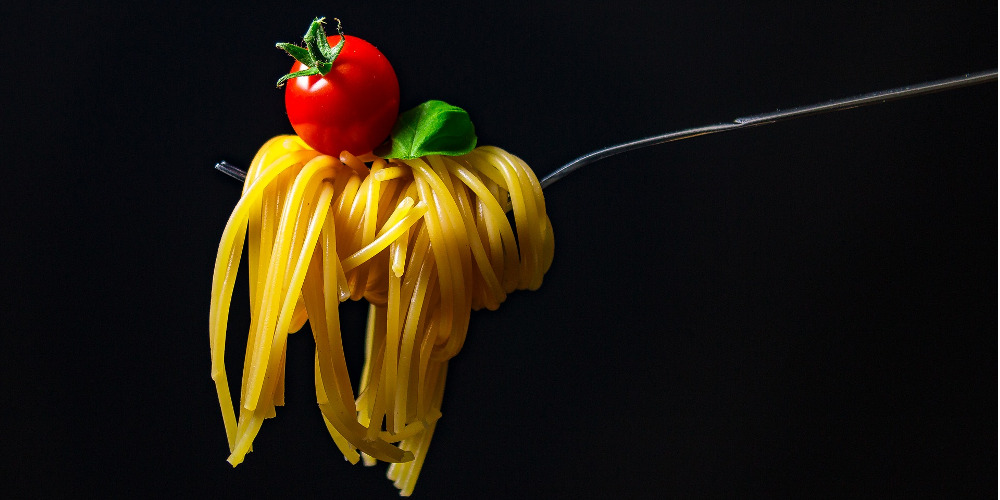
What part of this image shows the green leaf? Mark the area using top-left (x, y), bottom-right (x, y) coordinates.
top-left (275, 43), bottom-right (314, 66)
top-left (327, 31), bottom-right (346, 65)
top-left (303, 18), bottom-right (332, 64)
top-left (276, 67), bottom-right (321, 87)
top-left (276, 17), bottom-right (346, 86)
top-left (381, 100), bottom-right (478, 160)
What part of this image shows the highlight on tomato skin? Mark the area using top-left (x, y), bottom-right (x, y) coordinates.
top-left (284, 34), bottom-right (400, 157)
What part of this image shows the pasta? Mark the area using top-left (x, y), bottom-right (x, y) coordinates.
top-left (209, 135), bottom-right (554, 495)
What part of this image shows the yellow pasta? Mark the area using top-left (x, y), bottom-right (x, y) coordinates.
top-left (209, 135), bottom-right (554, 495)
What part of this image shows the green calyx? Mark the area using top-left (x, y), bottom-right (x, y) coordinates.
top-left (276, 17), bottom-right (346, 87)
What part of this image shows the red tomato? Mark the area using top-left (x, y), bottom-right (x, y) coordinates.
top-left (284, 35), bottom-right (400, 157)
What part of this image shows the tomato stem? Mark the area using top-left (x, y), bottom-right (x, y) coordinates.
top-left (276, 17), bottom-right (346, 87)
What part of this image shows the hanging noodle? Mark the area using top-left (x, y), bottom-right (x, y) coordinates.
top-left (209, 135), bottom-right (554, 495)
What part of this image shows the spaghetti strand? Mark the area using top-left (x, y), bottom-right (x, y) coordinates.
top-left (209, 136), bottom-right (553, 495)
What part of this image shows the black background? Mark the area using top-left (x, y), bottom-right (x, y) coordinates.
top-left (4, 1), bottom-right (996, 497)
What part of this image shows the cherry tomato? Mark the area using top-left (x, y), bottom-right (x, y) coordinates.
top-left (284, 35), bottom-right (400, 157)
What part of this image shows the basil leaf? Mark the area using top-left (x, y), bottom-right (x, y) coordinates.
top-left (381, 100), bottom-right (477, 159)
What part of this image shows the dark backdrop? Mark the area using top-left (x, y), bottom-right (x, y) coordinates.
top-left (4, 1), bottom-right (996, 497)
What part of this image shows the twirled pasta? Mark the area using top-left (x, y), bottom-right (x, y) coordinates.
top-left (209, 135), bottom-right (554, 495)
